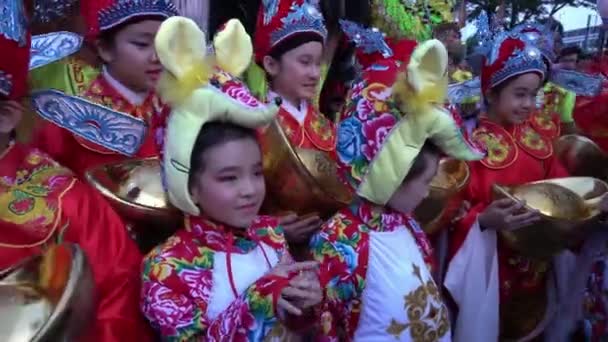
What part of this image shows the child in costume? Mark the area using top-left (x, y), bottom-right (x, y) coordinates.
top-left (252, 0), bottom-right (337, 244)
top-left (444, 25), bottom-right (608, 341)
top-left (0, 15), bottom-right (154, 342)
top-left (310, 21), bottom-right (485, 340)
top-left (32, 0), bottom-right (177, 177)
top-left (141, 17), bottom-right (323, 340)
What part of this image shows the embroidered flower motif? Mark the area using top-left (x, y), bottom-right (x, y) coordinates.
top-left (361, 112), bottom-right (397, 160)
top-left (145, 284), bottom-right (196, 336)
top-left (151, 262), bottom-right (173, 282)
top-left (337, 117), bottom-right (364, 164)
top-left (334, 243), bottom-right (358, 272)
top-left (362, 82), bottom-right (391, 113)
top-left (350, 80), bottom-right (365, 98)
top-left (355, 97), bottom-right (374, 121)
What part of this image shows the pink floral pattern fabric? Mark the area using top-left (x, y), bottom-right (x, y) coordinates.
top-left (310, 201), bottom-right (436, 340)
top-left (141, 215), bottom-right (291, 341)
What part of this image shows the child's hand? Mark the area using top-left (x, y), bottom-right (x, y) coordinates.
top-left (278, 271), bottom-right (322, 316)
top-left (284, 270), bottom-right (322, 310)
top-left (0, 100), bottom-right (25, 133)
top-left (279, 213), bottom-right (323, 244)
top-left (478, 198), bottom-right (540, 231)
top-left (451, 200), bottom-right (471, 223)
top-left (270, 257), bottom-right (319, 316)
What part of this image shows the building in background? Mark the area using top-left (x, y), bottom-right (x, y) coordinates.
top-left (563, 25), bottom-right (601, 51)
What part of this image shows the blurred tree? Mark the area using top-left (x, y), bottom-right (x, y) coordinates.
top-left (465, 0), bottom-right (595, 28)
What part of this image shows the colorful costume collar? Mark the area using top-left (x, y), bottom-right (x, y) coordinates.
top-left (184, 215), bottom-right (280, 254)
top-left (472, 117), bottom-right (552, 169)
top-left (349, 200), bottom-right (435, 270)
top-left (101, 66), bottom-right (148, 105)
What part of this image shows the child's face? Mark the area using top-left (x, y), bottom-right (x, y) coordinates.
top-left (264, 41), bottom-right (323, 102)
top-left (487, 73), bottom-right (541, 126)
top-left (387, 152), bottom-right (440, 215)
top-left (190, 138), bottom-right (266, 229)
top-left (97, 20), bottom-right (163, 93)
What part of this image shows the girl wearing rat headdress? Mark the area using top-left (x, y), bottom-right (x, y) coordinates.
top-left (309, 21), bottom-right (484, 341)
top-left (141, 17), bottom-right (323, 340)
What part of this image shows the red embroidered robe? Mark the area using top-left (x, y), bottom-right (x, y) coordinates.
top-left (0, 143), bottom-right (154, 341)
top-left (449, 118), bottom-right (568, 338)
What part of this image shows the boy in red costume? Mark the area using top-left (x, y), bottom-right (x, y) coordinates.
top-left (0, 5), bottom-right (155, 340)
top-left (32, 0), bottom-right (178, 178)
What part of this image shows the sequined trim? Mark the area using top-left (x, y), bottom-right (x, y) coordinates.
top-left (30, 89), bottom-right (148, 156)
top-left (29, 32), bottom-right (83, 71)
top-left (98, 0), bottom-right (177, 32)
top-left (0, 0), bottom-right (28, 46)
top-left (269, 2), bottom-right (327, 48)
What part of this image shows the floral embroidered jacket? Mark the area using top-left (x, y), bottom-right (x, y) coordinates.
top-left (141, 215), bottom-right (304, 341)
top-left (32, 73), bottom-right (160, 177)
top-left (449, 117), bottom-right (568, 338)
top-left (0, 143), bottom-right (154, 341)
top-left (310, 202), bottom-right (450, 341)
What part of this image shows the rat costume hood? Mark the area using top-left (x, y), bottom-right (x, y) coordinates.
top-left (337, 20), bottom-right (485, 206)
top-left (154, 17), bottom-right (280, 215)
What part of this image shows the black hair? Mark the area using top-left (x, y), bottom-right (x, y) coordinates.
top-left (268, 33), bottom-right (324, 61)
top-left (187, 121), bottom-right (259, 189)
top-left (404, 142), bottom-right (441, 182)
top-left (559, 46), bottom-right (582, 60)
top-left (433, 22), bottom-right (461, 40)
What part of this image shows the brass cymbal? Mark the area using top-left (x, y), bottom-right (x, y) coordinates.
top-left (0, 244), bottom-right (94, 341)
top-left (85, 158), bottom-right (182, 232)
top-left (414, 159), bottom-right (470, 234)
top-left (493, 177), bottom-right (608, 258)
top-left (260, 119), bottom-right (352, 218)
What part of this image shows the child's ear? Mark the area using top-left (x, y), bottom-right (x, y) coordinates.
top-left (406, 39), bottom-right (448, 95)
top-left (95, 39), bottom-right (114, 64)
top-left (213, 19), bottom-right (253, 77)
top-left (154, 16), bottom-right (207, 79)
top-left (262, 55), bottom-right (279, 78)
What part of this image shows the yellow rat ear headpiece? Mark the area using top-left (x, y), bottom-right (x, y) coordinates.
top-left (337, 21), bottom-right (484, 205)
top-left (155, 16), bottom-right (280, 215)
